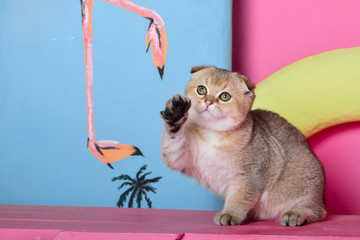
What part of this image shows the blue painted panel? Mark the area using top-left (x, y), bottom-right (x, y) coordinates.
top-left (0, 0), bottom-right (231, 210)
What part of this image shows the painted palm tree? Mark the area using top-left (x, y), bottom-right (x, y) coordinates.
top-left (112, 165), bottom-right (162, 208)
top-left (80, 0), bottom-right (167, 168)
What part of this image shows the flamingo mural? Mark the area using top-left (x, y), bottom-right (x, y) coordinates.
top-left (80, 0), bottom-right (167, 169)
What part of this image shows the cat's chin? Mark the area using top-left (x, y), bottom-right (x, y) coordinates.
top-left (189, 108), bottom-right (240, 132)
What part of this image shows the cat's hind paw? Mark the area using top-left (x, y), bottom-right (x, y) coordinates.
top-left (160, 94), bottom-right (191, 133)
top-left (214, 212), bottom-right (243, 226)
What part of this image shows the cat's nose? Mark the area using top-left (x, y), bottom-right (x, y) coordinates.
top-left (205, 100), bottom-right (213, 107)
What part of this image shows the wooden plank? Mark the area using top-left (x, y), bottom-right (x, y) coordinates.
top-left (0, 228), bottom-right (61, 240)
top-left (1, 205), bottom-right (359, 240)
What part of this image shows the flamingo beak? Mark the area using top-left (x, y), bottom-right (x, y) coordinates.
top-left (132, 146), bottom-right (144, 157)
top-left (158, 66), bottom-right (164, 79)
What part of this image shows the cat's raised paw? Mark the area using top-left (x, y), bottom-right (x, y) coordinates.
top-left (214, 212), bottom-right (243, 226)
top-left (160, 94), bottom-right (191, 133)
top-left (281, 211), bottom-right (307, 227)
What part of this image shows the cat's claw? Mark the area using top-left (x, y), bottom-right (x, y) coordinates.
top-left (160, 94), bottom-right (191, 133)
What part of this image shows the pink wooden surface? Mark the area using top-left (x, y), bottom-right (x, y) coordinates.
top-left (1, 205), bottom-right (360, 240)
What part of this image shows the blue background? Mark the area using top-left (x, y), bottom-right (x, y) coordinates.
top-left (0, 0), bottom-right (231, 210)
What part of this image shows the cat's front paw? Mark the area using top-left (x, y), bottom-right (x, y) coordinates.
top-left (160, 94), bottom-right (191, 133)
top-left (281, 211), bottom-right (307, 226)
top-left (214, 212), bottom-right (243, 226)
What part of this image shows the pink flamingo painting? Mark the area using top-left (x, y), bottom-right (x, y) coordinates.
top-left (80, 0), bottom-right (167, 169)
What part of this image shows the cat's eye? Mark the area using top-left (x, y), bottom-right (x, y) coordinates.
top-left (197, 85), bottom-right (207, 95)
top-left (219, 92), bottom-right (231, 102)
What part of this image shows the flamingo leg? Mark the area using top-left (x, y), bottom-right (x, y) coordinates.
top-left (81, 0), bottom-right (99, 157)
top-left (80, 0), bottom-right (143, 168)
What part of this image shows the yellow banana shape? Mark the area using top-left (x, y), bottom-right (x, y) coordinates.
top-left (252, 47), bottom-right (360, 138)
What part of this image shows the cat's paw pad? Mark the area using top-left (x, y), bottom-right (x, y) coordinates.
top-left (214, 212), bottom-right (243, 226)
top-left (281, 211), bottom-right (307, 227)
top-left (160, 94), bottom-right (191, 132)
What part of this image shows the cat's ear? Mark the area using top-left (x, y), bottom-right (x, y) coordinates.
top-left (191, 66), bottom-right (211, 74)
top-left (234, 73), bottom-right (256, 97)
top-left (240, 75), bottom-right (255, 92)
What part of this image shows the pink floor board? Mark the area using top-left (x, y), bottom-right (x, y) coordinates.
top-left (0, 205), bottom-right (359, 240)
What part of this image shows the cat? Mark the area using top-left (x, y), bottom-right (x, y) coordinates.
top-left (160, 66), bottom-right (326, 226)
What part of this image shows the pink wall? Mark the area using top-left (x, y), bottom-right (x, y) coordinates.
top-left (233, 0), bottom-right (360, 214)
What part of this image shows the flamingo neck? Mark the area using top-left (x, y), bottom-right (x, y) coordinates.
top-left (104, 0), bottom-right (164, 24)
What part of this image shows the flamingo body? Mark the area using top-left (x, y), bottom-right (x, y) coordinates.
top-left (88, 140), bottom-right (143, 169)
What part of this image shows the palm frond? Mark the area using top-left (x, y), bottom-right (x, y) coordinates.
top-left (141, 176), bottom-right (162, 185)
top-left (136, 165), bottom-right (147, 180)
top-left (138, 171), bottom-right (152, 182)
top-left (117, 186), bottom-right (135, 208)
top-left (136, 189), bottom-right (143, 208)
top-left (112, 174), bottom-right (136, 183)
top-left (142, 185), bottom-right (157, 194)
top-left (118, 181), bottom-right (134, 190)
top-left (128, 186), bottom-right (139, 208)
top-left (144, 192), bottom-right (152, 208)
top-left (112, 174), bottom-right (129, 181)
